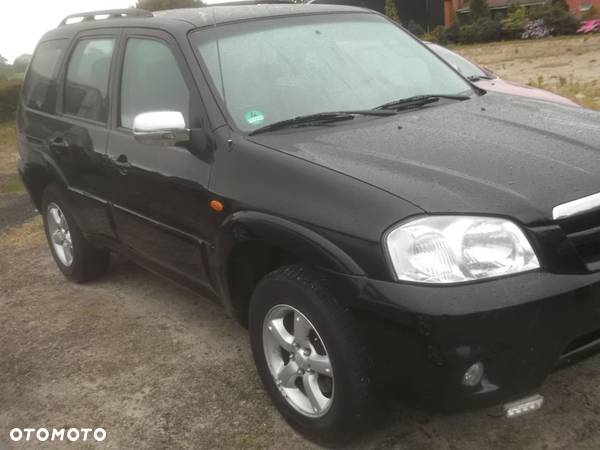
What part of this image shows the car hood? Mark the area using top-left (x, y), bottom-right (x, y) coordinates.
top-left (248, 93), bottom-right (600, 225)
top-left (475, 78), bottom-right (579, 107)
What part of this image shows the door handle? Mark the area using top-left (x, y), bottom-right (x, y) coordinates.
top-left (49, 136), bottom-right (69, 155)
top-left (113, 154), bottom-right (131, 175)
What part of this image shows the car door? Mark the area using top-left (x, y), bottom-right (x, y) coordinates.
top-left (22, 31), bottom-right (119, 239)
top-left (106, 29), bottom-right (214, 286)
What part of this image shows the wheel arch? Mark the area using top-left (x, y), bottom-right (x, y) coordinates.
top-left (20, 153), bottom-right (69, 211)
top-left (213, 211), bottom-right (364, 326)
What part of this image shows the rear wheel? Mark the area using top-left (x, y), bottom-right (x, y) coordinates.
top-left (42, 184), bottom-right (110, 283)
top-left (249, 264), bottom-right (373, 444)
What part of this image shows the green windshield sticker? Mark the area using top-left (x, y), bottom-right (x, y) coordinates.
top-left (244, 110), bottom-right (265, 126)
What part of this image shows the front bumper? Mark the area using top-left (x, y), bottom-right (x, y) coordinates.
top-left (341, 270), bottom-right (600, 411)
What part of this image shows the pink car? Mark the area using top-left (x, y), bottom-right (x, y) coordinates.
top-left (426, 43), bottom-right (579, 107)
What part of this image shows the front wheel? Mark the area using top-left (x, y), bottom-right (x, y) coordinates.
top-left (249, 265), bottom-right (373, 445)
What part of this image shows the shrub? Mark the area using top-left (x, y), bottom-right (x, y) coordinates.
top-left (385, 0), bottom-right (401, 23)
top-left (405, 19), bottom-right (425, 37)
top-left (548, 11), bottom-right (580, 35)
top-left (530, 2), bottom-right (580, 35)
top-left (474, 17), bottom-right (504, 41)
top-left (0, 80), bottom-right (22, 123)
top-left (470, 0), bottom-right (490, 20)
top-left (445, 20), bottom-right (461, 43)
top-left (458, 24), bottom-right (479, 43)
top-left (522, 19), bottom-right (553, 39)
top-left (456, 18), bottom-right (503, 43)
top-left (426, 25), bottom-right (449, 44)
top-left (506, 0), bottom-right (522, 15)
top-left (502, 5), bottom-right (529, 39)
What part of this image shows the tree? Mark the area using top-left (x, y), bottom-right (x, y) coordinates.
top-left (0, 54), bottom-right (10, 79)
top-left (13, 54), bottom-right (32, 73)
top-left (530, 0), bottom-right (580, 35)
top-left (551, 0), bottom-right (569, 11)
top-left (134, 0), bottom-right (200, 11)
top-left (469, 0), bottom-right (490, 20)
top-left (384, 0), bottom-right (400, 23)
top-left (501, 5), bottom-right (529, 38)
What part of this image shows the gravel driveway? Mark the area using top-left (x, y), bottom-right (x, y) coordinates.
top-left (2, 209), bottom-right (600, 449)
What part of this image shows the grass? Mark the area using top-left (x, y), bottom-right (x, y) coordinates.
top-left (0, 174), bottom-right (24, 195)
top-left (0, 216), bottom-right (43, 251)
top-left (528, 77), bottom-right (600, 110)
top-left (0, 80), bottom-right (22, 122)
top-left (0, 121), bottom-right (24, 195)
top-left (0, 120), bottom-right (16, 147)
top-left (455, 34), bottom-right (600, 110)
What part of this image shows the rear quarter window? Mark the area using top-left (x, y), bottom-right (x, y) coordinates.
top-left (21, 39), bottom-right (68, 113)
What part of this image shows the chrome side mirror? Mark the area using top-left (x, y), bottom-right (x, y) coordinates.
top-left (133, 111), bottom-right (190, 146)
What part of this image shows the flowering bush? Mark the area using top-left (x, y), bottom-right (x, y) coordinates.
top-left (522, 19), bottom-right (553, 39)
top-left (577, 19), bottom-right (600, 34)
top-left (530, 2), bottom-right (580, 35)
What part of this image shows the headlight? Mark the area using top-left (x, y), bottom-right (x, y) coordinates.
top-left (385, 216), bottom-right (539, 283)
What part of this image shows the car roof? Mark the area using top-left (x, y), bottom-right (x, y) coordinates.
top-left (158, 4), bottom-right (369, 26)
top-left (41, 4), bottom-right (371, 41)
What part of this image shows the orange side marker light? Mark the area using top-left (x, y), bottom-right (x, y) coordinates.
top-left (210, 200), bottom-right (224, 212)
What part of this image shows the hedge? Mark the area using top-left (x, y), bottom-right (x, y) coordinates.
top-left (422, 1), bottom-right (581, 44)
top-left (0, 80), bottom-right (22, 123)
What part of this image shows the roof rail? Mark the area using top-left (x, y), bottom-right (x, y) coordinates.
top-left (59, 9), bottom-right (153, 27)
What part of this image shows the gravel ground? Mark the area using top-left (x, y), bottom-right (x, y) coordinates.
top-left (457, 34), bottom-right (600, 84)
top-left (0, 193), bottom-right (36, 231)
top-left (2, 215), bottom-right (600, 449)
top-left (456, 34), bottom-right (600, 110)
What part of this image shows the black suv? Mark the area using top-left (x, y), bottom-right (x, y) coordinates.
top-left (17, 4), bottom-right (600, 444)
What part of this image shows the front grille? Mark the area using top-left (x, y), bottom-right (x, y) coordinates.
top-left (559, 208), bottom-right (600, 271)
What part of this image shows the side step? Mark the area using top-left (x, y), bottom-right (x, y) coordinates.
top-left (504, 394), bottom-right (544, 418)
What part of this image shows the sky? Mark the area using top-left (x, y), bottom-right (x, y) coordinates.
top-left (1, 0), bottom-right (132, 64)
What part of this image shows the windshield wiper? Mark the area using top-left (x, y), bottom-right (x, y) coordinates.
top-left (375, 94), bottom-right (471, 111)
top-left (467, 75), bottom-right (494, 82)
top-left (248, 110), bottom-right (396, 136)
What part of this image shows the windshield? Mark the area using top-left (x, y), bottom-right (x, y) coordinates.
top-left (426, 43), bottom-right (490, 80)
top-left (191, 14), bottom-right (474, 132)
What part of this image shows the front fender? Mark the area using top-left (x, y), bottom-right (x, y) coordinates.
top-left (209, 210), bottom-right (365, 313)
top-left (216, 210), bottom-right (365, 275)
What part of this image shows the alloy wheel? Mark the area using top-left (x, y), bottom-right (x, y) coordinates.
top-left (262, 304), bottom-right (334, 417)
top-left (47, 203), bottom-right (74, 267)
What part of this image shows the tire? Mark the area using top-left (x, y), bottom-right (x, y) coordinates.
top-left (249, 264), bottom-right (373, 445)
top-left (41, 183), bottom-right (110, 283)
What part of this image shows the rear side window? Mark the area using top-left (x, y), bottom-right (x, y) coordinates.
top-left (120, 38), bottom-right (190, 129)
top-left (22, 40), bottom-right (68, 113)
top-left (64, 38), bottom-right (115, 123)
